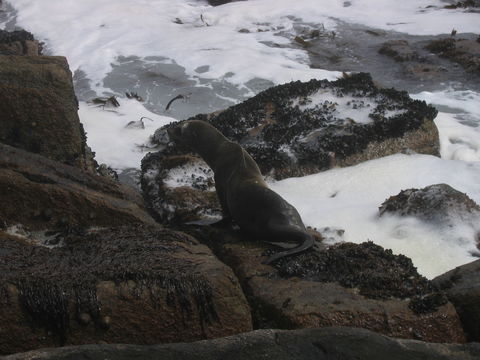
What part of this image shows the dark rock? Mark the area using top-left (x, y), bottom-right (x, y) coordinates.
top-left (207, 0), bottom-right (238, 5)
top-left (182, 226), bottom-right (465, 343)
top-left (4, 327), bottom-right (480, 360)
top-left (142, 73), bottom-right (439, 223)
top-left (0, 143), bottom-right (156, 231)
top-left (378, 184), bottom-right (480, 223)
top-left (425, 38), bottom-right (480, 74)
top-left (433, 259), bottom-right (480, 341)
top-left (0, 29), bottom-right (40, 56)
top-left (378, 40), bottom-right (420, 62)
top-left (0, 56), bottom-right (95, 171)
top-left (0, 226), bottom-right (252, 355)
top-left (444, 1), bottom-right (480, 9)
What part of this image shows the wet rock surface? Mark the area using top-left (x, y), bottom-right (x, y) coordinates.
top-left (206, 0), bottom-right (238, 5)
top-left (0, 56), bottom-right (95, 171)
top-left (181, 226), bottom-right (465, 343)
top-left (142, 73), bottom-right (439, 223)
top-left (0, 226), bottom-right (252, 355)
top-left (0, 143), bottom-right (156, 231)
top-left (379, 40), bottom-right (421, 62)
top-left (433, 259), bottom-right (480, 342)
top-left (425, 37), bottom-right (480, 74)
top-left (379, 184), bottom-right (480, 222)
top-left (5, 327), bottom-right (480, 360)
top-left (0, 29), bottom-right (40, 56)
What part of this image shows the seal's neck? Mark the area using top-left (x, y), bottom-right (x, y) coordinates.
top-left (191, 127), bottom-right (229, 171)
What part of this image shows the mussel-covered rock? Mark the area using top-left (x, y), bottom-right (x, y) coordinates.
top-left (181, 225), bottom-right (465, 343)
top-left (141, 73), bottom-right (439, 223)
top-left (0, 226), bottom-right (252, 355)
top-left (0, 29), bottom-right (40, 56)
top-left (379, 184), bottom-right (480, 252)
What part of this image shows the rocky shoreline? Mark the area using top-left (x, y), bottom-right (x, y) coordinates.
top-left (1, 25), bottom-right (480, 359)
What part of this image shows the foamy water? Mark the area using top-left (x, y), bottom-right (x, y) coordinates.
top-left (3, 0), bottom-right (480, 277)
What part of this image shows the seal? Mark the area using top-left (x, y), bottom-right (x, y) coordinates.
top-left (167, 120), bottom-right (314, 264)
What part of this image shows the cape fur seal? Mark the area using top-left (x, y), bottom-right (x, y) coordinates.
top-left (167, 120), bottom-right (314, 264)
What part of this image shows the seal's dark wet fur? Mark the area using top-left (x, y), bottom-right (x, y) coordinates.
top-left (167, 120), bottom-right (313, 264)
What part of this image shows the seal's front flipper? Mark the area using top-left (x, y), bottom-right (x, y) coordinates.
top-left (210, 216), bottom-right (233, 229)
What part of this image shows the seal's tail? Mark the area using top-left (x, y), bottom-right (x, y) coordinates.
top-left (262, 234), bottom-right (314, 265)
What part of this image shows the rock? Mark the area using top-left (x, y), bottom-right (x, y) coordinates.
top-left (444, 1), bottom-right (480, 9)
top-left (0, 226), bottom-right (252, 355)
top-left (141, 153), bottom-right (221, 223)
top-left (403, 63), bottom-right (448, 80)
top-left (5, 327), bottom-right (480, 360)
top-left (379, 184), bottom-right (480, 222)
top-left (378, 40), bottom-right (420, 62)
top-left (182, 226), bottom-right (466, 343)
top-left (207, 0), bottom-right (237, 5)
top-left (142, 73), bottom-right (439, 223)
top-left (425, 38), bottom-right (480, 74)
top-left (0, 143), bottom-right (156, 231)
top-left (433, 259), bottom-right (480, 341)
top-left (0, 29), bottom-right (40, 56)
top-left (0, 56), bottom-right (95, 171)
top-left (378, 184), bottom-right (480, 254)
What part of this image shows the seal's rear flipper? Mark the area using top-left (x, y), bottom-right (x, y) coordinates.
top-left (262, 234), bottom-right (314, 265)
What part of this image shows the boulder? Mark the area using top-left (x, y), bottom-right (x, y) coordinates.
top-left (142, 73), bottom-right (439, 223)
top-left (378, 184), bottom-right (480, 251)
top-left (433, 259), bottom-right (480, 341)
top-left (0, 56), bottom-right (95, 171)
top-left (379, 184), bottom-right (480, 222)
top-left (0, 143), bottom-right (156, 231)
top-left (0, 226), bottom-right (252, 355)
top-left (181, 226), bottom-right (466, 343)
top-left (0, 29), bottom-right (40, 56)
top-left (425, 37), bottom-right (480, 74)
top-left (5, 327), bottom-right (479, 360)
top-left (207, 0), bottom-right (238, 5)
top-left (378, 40), bottom-right (420, 62)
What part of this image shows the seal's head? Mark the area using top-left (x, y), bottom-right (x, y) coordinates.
top-left (167, 120), bottom-right (225, 150)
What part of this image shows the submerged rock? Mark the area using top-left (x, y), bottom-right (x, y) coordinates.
top-left (433, 259), bottom-right (480, 342)
top-left (379, 40), bottom-right (421, 62)
top-left (0, 226), bottom-right (252, 355)
top-left (181, 226), bottom-right (465, 343)
top-left (379, 184), bottom-right (480, 222)
top-left (142, 73), bottom-right (439, 223)
top-left (0, 56), bottom-right (95, 172)
top-left (0, 143), bottom-right (156, 231)
top-left (206, 0), bottom-right (238, 5)
top-left (0, 29), bottom-right (40, 56)
top-left (425, 37), bottom-right (480, 74)
top-left (379, 184), bottom-right (480, 252)
top-left (4, 327), bottom-right (480, 360)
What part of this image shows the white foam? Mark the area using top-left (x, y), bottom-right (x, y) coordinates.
top-left (413, 90), bottom-right (480, 162)
top-left (270, 153), bottom-right (480, 279)
top-left (293, 90), bottom-right (407, 125)
top-left (9, 0), bottom-right (479, 95)
top-left (163, 161), bottom-right (215, 190)
top-left (78, 98), bottom-right (176, 170)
